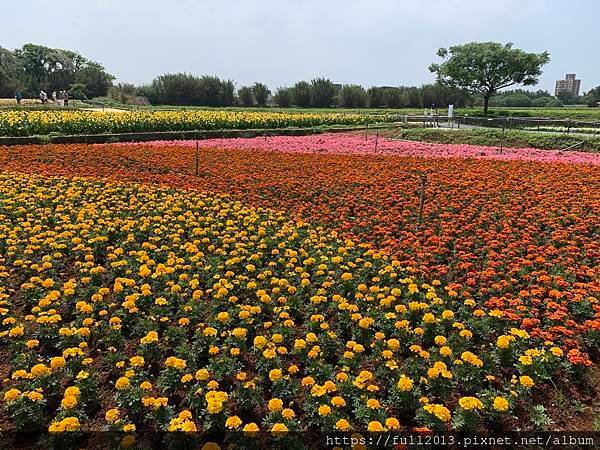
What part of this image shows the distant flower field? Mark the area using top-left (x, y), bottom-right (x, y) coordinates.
top-left (0, 110), bottom-right (397, 136)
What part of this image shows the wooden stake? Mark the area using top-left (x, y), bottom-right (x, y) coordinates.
top-left (374, 132), bottom-right (379, 152)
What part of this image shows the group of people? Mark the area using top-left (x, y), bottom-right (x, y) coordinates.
top-left (39, 90), bottom-right (70, 106)
top-left (13, 89), bottom-right (70, 106)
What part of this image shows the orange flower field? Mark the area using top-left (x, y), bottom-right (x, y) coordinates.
top-left (0, 137), bottom-right (599, 443)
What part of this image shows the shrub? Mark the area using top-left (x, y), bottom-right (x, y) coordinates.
top-left (292, 81), bottom-right (312, 107)
top-left (237, 86), bottom-right (254, 106)
top-left (273, 87), bottom-right (292, 107)
top-left (310, 78), bottom-right (337, 107)
top-left (339, 85), bottom-right (367, 108)
top-left (252, 83), bottom-right (270, 107)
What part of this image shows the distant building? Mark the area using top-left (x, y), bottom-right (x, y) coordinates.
top-left (555, 74), bottom-right (581, 97)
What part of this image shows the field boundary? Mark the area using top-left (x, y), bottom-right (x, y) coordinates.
top-left (0, 122), bottom-right (405, 146)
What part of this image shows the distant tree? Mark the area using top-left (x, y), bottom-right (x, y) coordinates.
top-left (0, 47), bottom-right (19, 97)
top-left (68, 83), bottom-right (87, 100)
top-left (148, 73), bottom-right (235, 106)
top-left (292, 81), bottom-right (312, 107)
top-left (583, 86), bottom-right (600, 107)
top-left (429, 42), bottom-right (550, 114)
top-left (555, 89), bottom-right (578, 105)
top-left (273, 87), bottom-right (292, 107)
top-left (384, 88), bottom-right (405, 108)
top-left (367, 87), bottom-right (385, 108)
top-left (252, 82), bottom-right (270, 106)
top-left (310, 78), bottom-right (337, 107)
top-left (238, 86), bottom-right (254, 106)
top-left (75, 62), bottom-right (114, 98)
top-left (339, 85), bottom-right (367, 108)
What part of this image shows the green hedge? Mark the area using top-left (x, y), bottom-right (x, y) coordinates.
top-left (395, 128), bottom-right (600, 152)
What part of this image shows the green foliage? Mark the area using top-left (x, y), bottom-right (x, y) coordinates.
top-left (237, 86), bottom-right (254, 106)
top-left (74, 62), bottom-right (114, 98)
top-left (292, 81), bottom-right (312, 107)
top-left (148, 73), bottom-right (235, 106)
top-left (367, 87), bottom-right (385, 108)
top-left (430, 42), bottom-right (550, 113)
top-left (0, 47), bottom-right (20, 97)
top-left (68, 83), bottom-right (87, 100)
top-left (395, 127), bottom-right (600, 152)
top-left (339, 85), bottom-right (367, 108)
top-left (11, 43), bottom-right (113, 97)
top-left (583, 86), bottom-right (600, 107)
top-left (273, 87), bottom-right (292, 107)
top-left (107, 83), bottom-right (149, 106)
top-left (310, 78), bottom-right (337, 107)
top-left (252, 82), bottom-right (270, 107)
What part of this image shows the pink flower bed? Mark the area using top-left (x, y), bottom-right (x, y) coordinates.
top-left (118, 133), bottom-right (600, 165)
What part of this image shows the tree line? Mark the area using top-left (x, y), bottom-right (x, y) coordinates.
top-left (2, 42), bottom-right (599, 109)
top-left (120, 75), bottom-right (475, 109)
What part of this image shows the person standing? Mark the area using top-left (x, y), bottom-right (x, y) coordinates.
top-left (39, 90), bottom-right (45, 104)
top-left (52, 91), bottom-right (57, 104)
top-left (64, 90), bottom-right (69, 107)
top-left (15, 90), bottom-right (22, 105)
top-left (57, 90), bottom-right (65, 107)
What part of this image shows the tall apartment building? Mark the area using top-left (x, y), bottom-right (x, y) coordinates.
top-left (555, 73), bottom-right (581, 97)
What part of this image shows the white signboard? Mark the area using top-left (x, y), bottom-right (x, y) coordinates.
top-left (448, 104), bottom-right (454, 118)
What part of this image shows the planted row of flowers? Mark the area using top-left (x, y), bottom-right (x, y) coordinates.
top-left (0, 110), bottom-right (397, 137)
top-left (0, 173), bottom-right (573, 443)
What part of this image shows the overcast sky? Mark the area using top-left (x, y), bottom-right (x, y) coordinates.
top-left (1, 0), bottom-right (598, 93)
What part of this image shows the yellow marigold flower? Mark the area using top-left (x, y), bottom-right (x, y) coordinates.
top-left (493, 397), bottom-right (509, 412)
top-left (61, 395), bottom-right (78, 409)
top-left (3, 388), bottom-right (21, 402)
top-left (318, 404), bottom-right (332, 416)
top-left (130, 356), bottom-right (145, 367)
top-left (424, 403), bottom-right (451, 422)
top-left (271, 423), bottom-right (289, 433)
top-left (50, 356), bottom-right (67, 370)
top-left (366, 398), bottom-right (380, 409)
top-left (386, 417), bottom-right (400, 430)
top-left (520, 376), bottom-right (534, 388)
top-left (115, 377), bottom-right (130, 390)
top-left (458, 396), bottom-right (483, 411)
top-left (243, 423), bottom-right (260, 432)
top-left (105, 408), bottom-right (120, 423)
top-left (335, 419), bottom-right (351, 431)
top-left (30, 364), bottom-right (51, 377)
top-left (225, 416), bottom-right (242, 429)
top-left (367, 421), bottom-right (385, 432)
top-left (268, 398), bottom-right (283, 412)
top-left (397, 375), bottom-right (413, 392)
top-left (331, 396), bottom-right (346, 407)
top-left (140, 331), bottom-right (158, 345)
top-left (269, 369), bottom-right (282, 381)
top-left (282, 408), bottom-right (295, 419)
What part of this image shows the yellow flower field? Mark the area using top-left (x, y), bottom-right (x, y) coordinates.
top-left (0, 173), bottom-right (570, 442)
top-left (0, 109), bottom-right (396, 136)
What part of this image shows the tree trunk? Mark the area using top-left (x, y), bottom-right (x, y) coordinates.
top-left (483, 95), bottom-right (490, 115)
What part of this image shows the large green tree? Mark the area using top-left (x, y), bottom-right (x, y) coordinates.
top-left (429, 42), bottom-right (550, 114)
top-left (0, 47), bottom-right (19, 97)
top-left (11, 43), bottom-right (113, 97)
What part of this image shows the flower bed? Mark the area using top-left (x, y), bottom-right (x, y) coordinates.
top-left (0, 173), bottom-right (573, 441)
